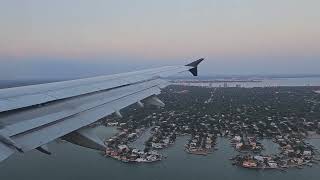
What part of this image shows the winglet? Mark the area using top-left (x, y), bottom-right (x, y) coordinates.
top-left (185, 58), bottom-right (204, 76)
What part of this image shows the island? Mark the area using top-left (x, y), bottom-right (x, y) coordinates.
top-left (98, 85), bottom-right (320, 170)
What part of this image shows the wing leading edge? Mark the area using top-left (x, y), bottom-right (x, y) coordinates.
top-left (0, 58), bottom-right (204, 162)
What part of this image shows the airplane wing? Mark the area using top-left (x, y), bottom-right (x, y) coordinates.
top-left (0, 58), bottom-right (204, 162)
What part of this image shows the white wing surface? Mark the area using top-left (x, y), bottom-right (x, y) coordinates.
top-left (0, 58), bottom-right (204, 162)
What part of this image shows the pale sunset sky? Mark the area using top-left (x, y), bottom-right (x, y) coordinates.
top-left (0, 0), bottom-right (319, 79)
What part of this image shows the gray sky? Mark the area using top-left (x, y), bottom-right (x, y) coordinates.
top-left (1, 0), bottom-right (319, 79)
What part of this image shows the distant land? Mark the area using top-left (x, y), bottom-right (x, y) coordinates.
top-left (169, 74), bottom-right (320, 80)
top-left (1, 74), bottom-right (320, 89)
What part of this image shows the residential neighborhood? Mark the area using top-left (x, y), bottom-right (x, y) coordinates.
top-left (101, 85), bottom-right (320, 170)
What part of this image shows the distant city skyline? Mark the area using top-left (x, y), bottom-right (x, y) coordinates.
top-left (0, 0), bottom-right (319, 79)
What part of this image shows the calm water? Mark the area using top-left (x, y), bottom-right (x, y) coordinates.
top-left (175, 77), bottom-right (320, 88)
top-left (1, 126), bottom-right (320, 180)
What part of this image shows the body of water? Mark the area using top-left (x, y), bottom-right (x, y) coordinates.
top-left (1, 126), bottom-right (320, 180)
top-left (174, 77), bottom-right (320, 88)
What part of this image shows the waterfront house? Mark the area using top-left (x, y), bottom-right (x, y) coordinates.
top-left (242, 160), bottom-right (257, 168)
top-left (268, 161), bottom-right (278, 168)
top-left (118, 145), bottom-right (129, 152)
top-left (303, 150), bottom-right (312, 156)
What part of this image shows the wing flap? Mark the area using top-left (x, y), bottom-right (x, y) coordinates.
top-left (0, 79), bottom-right (167, 136)
top-left (11, 86), bottom-right (161, 152)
